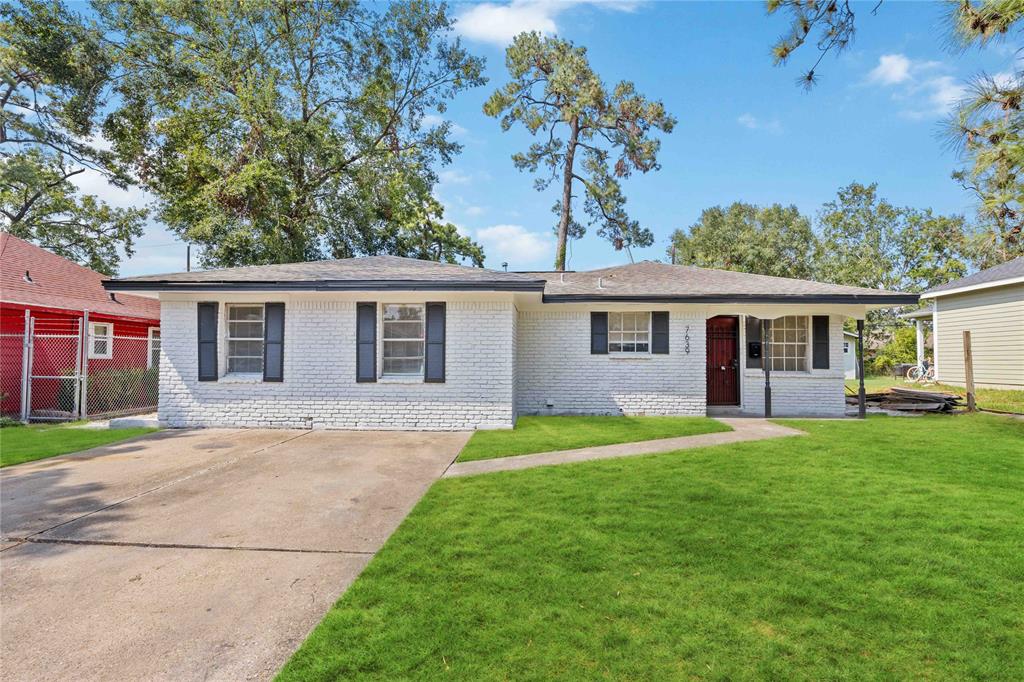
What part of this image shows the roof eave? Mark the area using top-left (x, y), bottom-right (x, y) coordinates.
top-left (920, 275), bottom-right (1024, 299)
top-left (102, 279), bottom-right (547, 293)
top-left (541, 293), bottom-right (920, 305)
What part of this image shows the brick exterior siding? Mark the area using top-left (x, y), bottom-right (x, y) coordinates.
top-left (159, 298), bottom-right (516, 430)
top-left (158, 297), bottom-right (848, 429)
top-left (515, 309), bottom-right (708, 416)
top-left (739, 314), bottom-right (848, 417)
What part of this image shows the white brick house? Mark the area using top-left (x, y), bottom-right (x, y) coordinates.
top-left (104, 256), bottom-right (917, 429)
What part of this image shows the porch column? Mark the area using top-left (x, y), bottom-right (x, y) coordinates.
top-left (762, 318), bottom-right (772, 418)
top-left (857, 319), bottom-right (866, 419)
top-left (915, 318), bottom-right (925, 367)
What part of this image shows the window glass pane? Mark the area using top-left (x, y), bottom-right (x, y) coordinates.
top-left (382, 357), bottom-right (424, 375)
top-left (227, 306), bottom-right (264, 373)
top-left (382, 304), bottom-right (424, 375)
top-left (229, 306), bottom-right (264, 321)
top-left (383, 321), bottom-right (424, 339)
top-left (228, 357), bottom-right (262, 373)
top-left (608, 313), bottom-right (650, 353)
top-left (383, 305), bottom-right (424, 321)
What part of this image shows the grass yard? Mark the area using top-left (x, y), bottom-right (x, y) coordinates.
top-left (457, 415), bottom-right (732, 462)
top-left (848, 376), bottom-right (1024, 414)
top-left (280, 413), bottom-right (1024, 681)
top-left (0, 423), bottom-right (158, 467)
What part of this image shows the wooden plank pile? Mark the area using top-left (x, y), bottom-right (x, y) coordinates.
top-left (845, 386), bottom-right (965, 413)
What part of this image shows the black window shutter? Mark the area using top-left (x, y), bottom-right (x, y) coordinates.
top-left (812, 315), bottom-right (830, 370)
top-left (651, 311), bottom-right (669, 354)
top-left (197, 302), bottom-right (218, 381)
top-left (591, 312), bottom-right (608, 354)
top-left (263, 303), bottom-right (285, 382)
top-left (356, 302), bottom-right (376, 382)
top-left (424, 302), bottom-right (446, 383)
top-left (745, 316), bottom-right (763, 369)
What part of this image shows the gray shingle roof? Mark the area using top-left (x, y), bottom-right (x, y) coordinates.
top-left (523, 261), bottom-right (917, 303)
top-left (104, 255), bottom-right (918, 303)
top-left (105, 255), bottom-right (546, 291)
top-left (923, 256), bottom-right (1024, 295)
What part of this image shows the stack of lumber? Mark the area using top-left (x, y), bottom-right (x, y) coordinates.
top-left (845, 386), bottom-right (964, 413)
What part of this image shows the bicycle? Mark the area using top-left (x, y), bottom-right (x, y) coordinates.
top-left (905, 360), bottom-right (935, 383)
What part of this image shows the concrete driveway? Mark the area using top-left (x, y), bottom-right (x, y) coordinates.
top-left (0, 427), bottom-right (469, 681)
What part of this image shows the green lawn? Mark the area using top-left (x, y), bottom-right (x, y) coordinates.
top-left (0, 423), bottom-right (159, 467)
top-left (847, 376), bottom-right (1024, 414)
top-left (280, 413), bottom-right (1024, 681)
top-left (457, 415), bottom-right (732, 462)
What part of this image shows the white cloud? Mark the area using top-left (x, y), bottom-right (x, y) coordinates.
top-left (736, 113), bottom-right (782, 135)
top-left (422, 113), bottom-right (469, 137)
top-left (867, 54), bottom-right (912, 85)
top-left (69, 168), bottom-right (152, 210)
top-left (925, 75), bottom-right (967, 113)
top-left (474, 224), bottom-right (553, 268)
top-left (456, 1), bottom-right (642, 47)
top-left (438, 169), bottom-right (472, 185)
top-left (865, 53), bottom-right (968, 119)
top-left (991, 71), bottom-right (1018, 89)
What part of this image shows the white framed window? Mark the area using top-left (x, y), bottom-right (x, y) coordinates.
top-left (381, 304), bottom-right (425, 377)
top-left (609, 312), bottom-right (650, 353)
top-left (88, 322), bottom-right (113, 359)
top-left (843, 341), bottom-right (850, 354)
top-left (148, 328), bottom-right (161, 368)
top-left (768, 316), bottom-right (808, 372)
top-left (226, 305), bottom-right (264, 374)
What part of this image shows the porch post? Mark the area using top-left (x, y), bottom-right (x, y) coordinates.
top-left (762, 318), bottom-right (772, 418)
top-left (915, 318), bottom-right (925, 367)
top-left (857, 319), bottom-right (866, 419)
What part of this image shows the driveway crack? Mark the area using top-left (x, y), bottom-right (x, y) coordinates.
top-left (1, 535), bottom-right (374, 556)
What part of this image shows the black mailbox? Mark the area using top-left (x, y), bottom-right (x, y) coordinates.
top-left (748, 341), bottom-right (762, 359)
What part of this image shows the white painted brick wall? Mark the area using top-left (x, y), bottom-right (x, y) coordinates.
top-left (515, 310), bottom-right (707, 415)
top-left (740, 315), bottom-right (847, 417)
top-left (159, 298), bottom-right (515, 430)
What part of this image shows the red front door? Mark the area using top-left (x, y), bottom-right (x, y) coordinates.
top-left (706, 316), bottom-right (739, 406)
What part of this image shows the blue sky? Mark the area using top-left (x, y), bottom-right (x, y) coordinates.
top-left (99, 1), bottom-right (1019, 276)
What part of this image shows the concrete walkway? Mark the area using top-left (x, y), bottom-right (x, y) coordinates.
top-left (443, 418), bottom-right (804, 478)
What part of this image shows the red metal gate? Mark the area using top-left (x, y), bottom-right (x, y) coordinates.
top-left (706, 316), bottom-right (739, 406)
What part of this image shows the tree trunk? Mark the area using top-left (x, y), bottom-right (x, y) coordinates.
top-left (555, 115), bottom-right (579, 271)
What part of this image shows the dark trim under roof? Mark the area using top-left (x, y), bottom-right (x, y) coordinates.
top-left (542, 293), bottom-right (920, 305)
top-left (103, 279), bottom-right (547, 293)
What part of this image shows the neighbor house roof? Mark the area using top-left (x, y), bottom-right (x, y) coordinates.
top-left (920, 256), bottom-right (1024, 299)
top-left (523, 262), bottom-right (918, 304)
top-left (104, 255), bottom-right (547, 292)
top-left (0, 233), bottom-right (161, 320)
top-left (104, 255), bottom-right (918, 304)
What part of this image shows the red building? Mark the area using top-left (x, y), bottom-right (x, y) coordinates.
top-left (1, 233), bottom-right (161, 420)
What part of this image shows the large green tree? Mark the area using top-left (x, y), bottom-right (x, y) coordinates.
top-left (484, 32), bottom-right (675, 270)
top-left (816, 182), bottom-right (975, 332)
top-left (767, 0), bottom-right (1023, 261)
top-left (96, 0), bottom-right (486, 268)
top-left (667, 202), bottom-right (817, 279)
top-left (0, 0), bottom-right (145, 275)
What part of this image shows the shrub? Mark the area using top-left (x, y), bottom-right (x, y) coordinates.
top-left (867, 327), bottom-right (919, 376)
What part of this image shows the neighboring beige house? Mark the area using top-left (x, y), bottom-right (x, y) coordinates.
top-left (919, 257), bottom-right (1024, 390)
